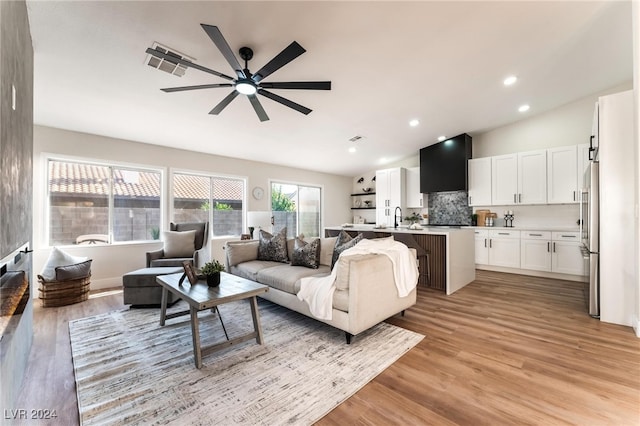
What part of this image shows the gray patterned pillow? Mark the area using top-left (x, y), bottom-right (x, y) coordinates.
top-left (331, 230), bottom-right (363, 268)
top-left (258, 227), bottom-right (288, 262)
top-left (291, 238), bottom-right (320, 269)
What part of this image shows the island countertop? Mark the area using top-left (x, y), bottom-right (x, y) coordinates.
top-left (324, 225), bottom-right (473, 236)
top-left (324, 225), bottom-right (475, 295)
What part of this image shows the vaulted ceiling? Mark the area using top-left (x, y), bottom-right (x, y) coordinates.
top-left (27, 1), bottom-right (633, 176)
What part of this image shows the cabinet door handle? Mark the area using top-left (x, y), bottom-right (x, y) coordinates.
top-left (547, 242), bottom-right (550, 252)
top-left (420, 198), bottom-right (423, 207)
top-left (469, 196), bottom-right (472, 205)
top-left (553, 242), bottom-right (556, 252)
top-left (484, 238), bottom-right (487, 248)
top-left (498, 232), bottom-right (509, 235)
top-left (513, 194), bottom-right (517, 203)
top-left (489, 239), bottom-right (492, 248)
top-left (519, 193), bottom-right (522, 203)
top-left (561, 235), bottom-right (576, 238)
top-left (530, 233), bottom-right (543, 236)
top-left (573, 191), bottom-right (576, 201)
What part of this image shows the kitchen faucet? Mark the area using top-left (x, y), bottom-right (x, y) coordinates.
top-left (394, 206), bottom-right (402, 229)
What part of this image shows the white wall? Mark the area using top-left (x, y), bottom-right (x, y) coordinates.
top-left (33, 125), bottom-right (352, 292)
top-left (632, 0), bottom-right (640, 337)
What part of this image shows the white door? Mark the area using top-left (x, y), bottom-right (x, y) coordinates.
top-left (577, 143), bottom-right (591, 190)
top-left (491, 154), bottom-right (518, 205)
top-left (518, 150), bottom-right (547, 204)
top-left (547, 146), bottom-right (578, 204)
top-left (375, 169), bottom-right (390, 226)
top-left (405, 167), bottom-right (423, 208)
top-left (521, 239), bottom-right (552, 271)
top-left (468, 157), bottom-right (492, 206)
top-left (475, 234), bottom-right (489, 264)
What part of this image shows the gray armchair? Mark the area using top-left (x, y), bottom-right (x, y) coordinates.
top-left (146, 222), bottom-right (209, 268)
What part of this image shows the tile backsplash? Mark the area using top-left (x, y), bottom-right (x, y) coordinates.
top-left (428, 191), bottom-right (472, 225)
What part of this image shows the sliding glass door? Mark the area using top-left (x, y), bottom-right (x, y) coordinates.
top-left (271, 182), bottom-right (321, 238)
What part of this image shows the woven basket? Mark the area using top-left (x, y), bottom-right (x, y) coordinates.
top-left (37, 274), bottom-right (91, 308)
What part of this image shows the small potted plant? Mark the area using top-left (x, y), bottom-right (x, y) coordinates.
top-left (200, 260), bottom-right (225, 287)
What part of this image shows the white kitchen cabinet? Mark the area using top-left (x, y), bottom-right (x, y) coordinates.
top-left (488, 230), bottom-right (521, 268)
top-left (468, 157), bottom-right (492, 206)
top-left (520, 231), bottom-right (552, 271)
top-left (547, 145), bottom-right (578, 204)
top-left (577, 143), bottom-right (590, 189)
top-left (491, 151), bottom-right (546, 205)
top-left (551, 232), bottom-right (585, 275)
top-left (376, 167), bottom-right (406, 227)
top-left (405, 167), bottom-right (425, 208)
top-left (474, 229), bottom-right (489, 264)
top-left (518, 150), bottom-right (547, 204)
top-left (491, 154), bottom-right (518, 205)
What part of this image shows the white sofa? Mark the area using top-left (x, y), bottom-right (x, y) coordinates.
top-left (224, 237), bottom-right (417, 343)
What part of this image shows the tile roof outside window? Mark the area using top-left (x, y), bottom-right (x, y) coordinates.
top-left (49, 162), bottom-right (243, 200)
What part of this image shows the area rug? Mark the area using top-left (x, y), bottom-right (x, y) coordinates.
top-left (69, 299), bottom-right (424, 425)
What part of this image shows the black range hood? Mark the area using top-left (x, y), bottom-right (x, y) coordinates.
top-left (419, 133), bottom-right (472, 193)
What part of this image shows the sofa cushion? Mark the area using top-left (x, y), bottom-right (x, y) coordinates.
top-left (230, 260), bottom-right (283, 282)
top-left (290, 238), bottom-right (320, 269)
top-left (150, 257), bottom-right (192, 268)
top-left (226, 241), bottom-right (259, 267)
top-left (257, 264), bottom-right (330, 294)
top-left (163, 230), bottom-right (196, 258)
top-left (170, 222), bottom-right (207, 250)
top-left (55, 259), bottom-right (92, 281)
top-left (258, 227), bottom-right (288, 263)
top-left (331, 231), bottom-right (363, 268)
top-left (319, 237), bottom-right (337, 267)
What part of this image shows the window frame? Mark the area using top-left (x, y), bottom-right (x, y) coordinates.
top-left (269, 179), bottom-right (324, 237)
top-left (44, 154), bottom-right (166, 247)
top-left (170, 168), bottom-right (248, 238)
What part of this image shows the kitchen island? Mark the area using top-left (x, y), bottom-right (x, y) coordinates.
top-left (324, 225), bottom-right (475, 295)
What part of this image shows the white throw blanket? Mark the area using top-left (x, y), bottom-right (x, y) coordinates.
top-left (297, 238), bottom-right (419, 320)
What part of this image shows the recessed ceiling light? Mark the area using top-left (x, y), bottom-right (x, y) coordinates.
top-left (518, 104), bottom-right (530, 113)
top-left (503, 75), bottom-right (518, 86)
top-left (437, 135), bottom-right (446, 142)
top-left (348, 147), bottom-right (356, 153)
top-left (409, 119), bottom-right (420, 127)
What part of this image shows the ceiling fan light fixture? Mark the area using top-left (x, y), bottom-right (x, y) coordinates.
top-left (235, 80), bottom-right (257, 95)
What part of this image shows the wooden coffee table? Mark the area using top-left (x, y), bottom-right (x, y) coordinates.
top-left (156, 272), bottom-right (268, 368)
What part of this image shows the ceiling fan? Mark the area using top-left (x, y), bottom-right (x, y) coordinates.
top-left (146, 24), bottom-right (331, 122)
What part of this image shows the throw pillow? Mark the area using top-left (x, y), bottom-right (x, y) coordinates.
top-left (163, 230), bottom-right (196, 258)
top-left (290, 237), bottom-right (320, 269)
top-left (258, 227), bottom-right (288, 262)
top-left (40, 247), bottom-right (90, 282)
top-left (331, 230), bottom-right (363, 268)
top-left (226, 241), bottom-right (259, 267)
top-left (318, 236), bottom-right (337, 266)
top-left (55, 259), bottom-right (92, 281)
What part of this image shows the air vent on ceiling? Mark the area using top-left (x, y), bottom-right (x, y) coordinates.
top-left (146, 42), bottom-right (194, 77)
top-left (349, 135), bottom-right (364, 142)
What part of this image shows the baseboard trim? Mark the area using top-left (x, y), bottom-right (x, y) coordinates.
top-left (633, 316), bottom-right (640, 338)
top-left (476, 265), bottom-right (587, 282)
top-left (90, 277), bottom-right (123, 291)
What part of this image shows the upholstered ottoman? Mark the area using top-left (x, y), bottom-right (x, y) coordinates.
top-left (122, 267), bottom-right (184, 307)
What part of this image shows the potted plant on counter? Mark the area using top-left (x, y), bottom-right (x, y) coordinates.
top-left (200, 260), bottom-right (225, 287)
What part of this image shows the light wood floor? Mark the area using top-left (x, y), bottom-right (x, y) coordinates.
top-left (15, 271), bottom-right (640, 425)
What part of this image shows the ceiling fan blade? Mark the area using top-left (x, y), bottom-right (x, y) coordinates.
top-left (161, 83), bottom-right (233, 93)
top-left (200, 24), bottom-right (246, 79)
top-left (259, 81), bottom-right (331, 90)
top-left (145, 47), bottom-right (234, 81)
top-left (248, 95), bottom-right (269, 122)
top-left (209, 91), bottom-right (239, 115)
top-left (252, 41), bottom-right (306, 83)
top-left (258, 89), bottom-right (312, 115)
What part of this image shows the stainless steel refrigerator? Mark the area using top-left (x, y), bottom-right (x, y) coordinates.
top-left (580, 161), bottom-right (599, 318)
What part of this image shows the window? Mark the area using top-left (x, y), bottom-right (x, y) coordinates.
top-left (271, 182), bottom-right (321, 238)
top-left (172, 172), bottom-right (245, 236)
top-left (47, 159), bottom-right (162, 245)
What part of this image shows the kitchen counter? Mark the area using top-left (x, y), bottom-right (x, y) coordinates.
top-left (325, 225), bottom-right (475, 295)
top-left (465, 225), bottom-right (580, 232)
